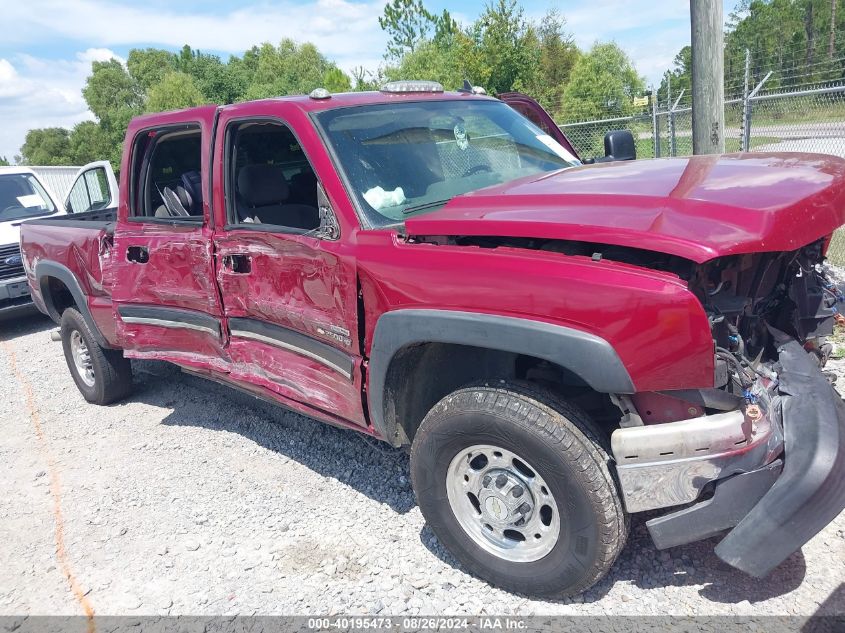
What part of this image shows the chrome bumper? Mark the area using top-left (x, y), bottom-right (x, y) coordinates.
top-left (611, 404), bottom-right (783, 513)
top-left (0, 274), bottom-right (34, 315)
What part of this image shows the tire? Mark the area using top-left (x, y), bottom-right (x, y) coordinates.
top-left (410, 381), bottom-right (627, 598)
top-left (60, 307), bottom-right (133, 405)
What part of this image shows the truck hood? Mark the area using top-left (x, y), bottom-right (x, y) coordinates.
top-left (404, 153), bottom-right (845, 263)
top-left (0, 222), bottom-right (22, 249)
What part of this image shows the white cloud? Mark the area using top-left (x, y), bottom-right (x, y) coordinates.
top-left (0, 49), bottom-right (121, 159)
top-left (0, 0), bottom-right (390, 160)
top-left (563, 0), bottom-right (689, 44)
top-left (1, 0), bottom-right (388, 71)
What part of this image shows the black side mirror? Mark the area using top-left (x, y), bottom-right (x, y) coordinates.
top-left (604, 129), bottom-right (636, 161)
top-left (583, 129), bottom-right (637, 164)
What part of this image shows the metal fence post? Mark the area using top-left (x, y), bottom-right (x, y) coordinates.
top-left (668, 108), bottom-right (675, 156)
top-left (743, 71), bottom-right (773, 152)
top-left (669, 89), bottom-right (685, 157)
top-left (652, 93), bottom-right (661, 158)
top-left (741, 49), bottom-right (751, 151)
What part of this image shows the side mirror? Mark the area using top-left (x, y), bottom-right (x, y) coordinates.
top-left (603, 129), bottom-right (636, 161)
top-left (582, 129), bottom-right (637, 164)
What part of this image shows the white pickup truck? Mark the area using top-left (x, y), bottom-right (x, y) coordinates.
top-left (0, 161), bottom-right (117, 317)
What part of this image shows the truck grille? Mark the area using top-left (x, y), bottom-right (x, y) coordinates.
top-left (0, 244), bottom-right (25, 281)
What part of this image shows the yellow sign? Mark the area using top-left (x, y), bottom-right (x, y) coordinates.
top-left (633, 96), bottom-right (649, 107)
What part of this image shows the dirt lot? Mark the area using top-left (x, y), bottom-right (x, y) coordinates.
top-left (1, 312), bottom-right (843, 618)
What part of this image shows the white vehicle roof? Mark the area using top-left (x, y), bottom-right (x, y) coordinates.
top-left (0, 166), bottom-right (38, 175)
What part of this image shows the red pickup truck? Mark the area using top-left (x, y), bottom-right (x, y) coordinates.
top-left (20, 82), bottom-right (845, 598)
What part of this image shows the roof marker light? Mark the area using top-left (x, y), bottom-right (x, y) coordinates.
top-left (309, 88), bottom-right (331, 100)
top-left (380, 80), bottom-right (444, 94)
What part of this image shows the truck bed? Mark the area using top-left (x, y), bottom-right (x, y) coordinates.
top-left (23, 207), bottom-right (116, 230)
top-left (20, 208), bottom-right (119, 344)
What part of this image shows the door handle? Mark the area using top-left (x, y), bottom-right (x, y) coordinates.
top-left (126, 245), bottom-right (149, 263)
top-left (222, 254), bottom-right (251, 274)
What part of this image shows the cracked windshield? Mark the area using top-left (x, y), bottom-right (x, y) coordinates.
top-left (316, 99), bottom-right (579, 226)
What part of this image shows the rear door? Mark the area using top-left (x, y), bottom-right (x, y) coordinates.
top-left (111, 107), bottom-right (228, 369)
top-left (210, 105), bottom-right (366, 426)
top-left (64, 161), bottom-right (119, 214)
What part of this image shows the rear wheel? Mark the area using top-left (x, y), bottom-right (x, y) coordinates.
top-left (410, 382), bottom-right (627, 598)
top-left (61, 307), bottom-right (133, 405)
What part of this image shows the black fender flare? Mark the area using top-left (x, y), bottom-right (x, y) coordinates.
top-left (368, 309), bottom-right (635, 446)
top-left (35, 260), bottom-right (112, 348)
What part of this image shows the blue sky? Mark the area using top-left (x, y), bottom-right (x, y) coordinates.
top-left (0, 0), bottom-right (737, 160)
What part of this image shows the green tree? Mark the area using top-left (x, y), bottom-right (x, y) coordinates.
top-left (244, 40), bottom-right (336, 99)
top-left (723, 0), bottom-right (844, 93)
top-left (0, 156), bottom-right (10, 166)
top-left (127, 48), bottom-right (177, 92)
top-left (351, 65), bottom-right (385, 91)
top-left (173, 45), bottom-right (246, 104)
top-left (19, 128), bottom-right (73, 165)
top-left (80, 58), bottom-right (144, 169)
top-left (322, 67), bottom-right (352, 93)
top-left (386, 0), bottom-right (545, 95)
top-left (658, 45), bottom-right (691, 105)
top-left (146, 72), bottom-right (207, 112)
top-left (67, 121), bottom-right (113, 165)
top-left (474, 0), bottom-right (540, 95)
top-left (82, 59), bottom-right (143, 121)
top-left (561, 42), bottom-right (645, 121)
top-left (521, 9), bottom-right (580, 116)
top-left (386, 37), bottom-right (464, 87)
top-left (379, 0), bottom-right (454, 60)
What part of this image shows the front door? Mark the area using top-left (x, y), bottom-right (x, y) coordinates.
top-left (112, 107), bottom-right (227, 370)
top-left (211, 112), bottom-right (365, 426)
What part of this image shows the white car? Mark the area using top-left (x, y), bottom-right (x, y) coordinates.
top-left (0, 161), bottom-right (117, 317)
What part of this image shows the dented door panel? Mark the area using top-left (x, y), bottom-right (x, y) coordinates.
top-left (113, 223), bottom-right (227, 361)
top-left (214, 230), bottom-right (366, 426)
top-left (215, 232), bottom-right (356, 344)
top-left (226, 339), bottom-right (366, 425)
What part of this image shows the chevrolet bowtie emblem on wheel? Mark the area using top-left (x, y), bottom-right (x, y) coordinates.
top-left (4, 254), bottom-right (22, 267)
top-left (484, 497), bottom-right (507, 521)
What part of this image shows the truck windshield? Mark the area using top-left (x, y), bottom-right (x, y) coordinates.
top-left (0, 173), bottom-right (57, 221)
top-left (315, 99), bottom-right (579, 226)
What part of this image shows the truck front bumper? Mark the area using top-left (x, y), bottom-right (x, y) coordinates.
top-left (0, 275), bottom-right (35, 317)
top-left (612, 339), bottom-right (845, 577)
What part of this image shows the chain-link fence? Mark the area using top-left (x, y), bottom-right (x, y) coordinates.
top-left (557, 82), bottom-right (845, 263)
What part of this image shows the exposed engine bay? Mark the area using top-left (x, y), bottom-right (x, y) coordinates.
top-left (691, 237), bottom-right (841, 374)
top-left (424, 233), bottom-right (844, 403)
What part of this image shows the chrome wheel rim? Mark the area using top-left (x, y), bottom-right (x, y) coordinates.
top-left (70, 330), bottom-right (95, 387)
top-left (446, 444), bottom-right (560, 562)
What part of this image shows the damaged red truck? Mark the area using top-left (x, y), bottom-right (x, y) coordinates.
top-left (19, 82), bottom-right (845, 598)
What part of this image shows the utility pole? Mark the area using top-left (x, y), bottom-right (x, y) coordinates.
top-left (690, 0), bottom-right (725, 154)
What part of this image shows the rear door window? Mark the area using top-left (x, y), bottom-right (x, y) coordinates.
top-left (129, 127), bottom-right (203, 221)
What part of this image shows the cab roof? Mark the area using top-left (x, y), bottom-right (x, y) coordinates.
top-left (130, 90), bottom-right (494, 126)
top-left (240, 89), bottom-right (494, 114)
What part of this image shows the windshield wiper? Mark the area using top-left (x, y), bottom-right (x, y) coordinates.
top-left (402, 198), bottom-right (452, 215)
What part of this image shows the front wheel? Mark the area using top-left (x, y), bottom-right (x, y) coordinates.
top-left (61, 307), bottom-right (133, 405)
top-left (410, 382), bottom-right (627, 598)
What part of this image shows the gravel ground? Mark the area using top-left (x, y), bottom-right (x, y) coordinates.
top-left (1, 312), bottom-right (843, 618)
